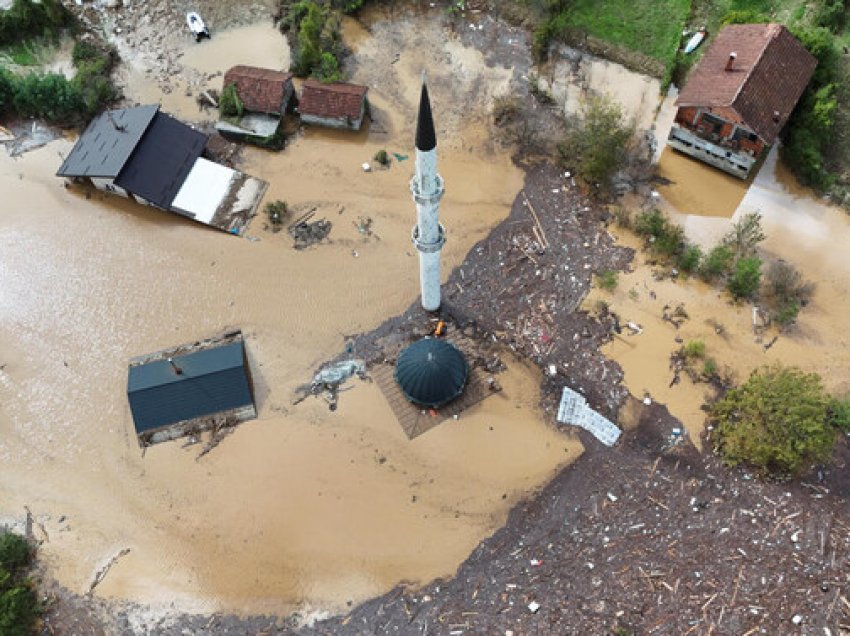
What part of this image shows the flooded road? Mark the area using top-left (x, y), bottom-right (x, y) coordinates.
top-left (0, 11), bottom-right (580, 618)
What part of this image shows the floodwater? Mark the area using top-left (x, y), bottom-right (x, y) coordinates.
top-left (595, 144), bottom-right (850, 442)
top-left (0, 11), bottom-right (581, 619)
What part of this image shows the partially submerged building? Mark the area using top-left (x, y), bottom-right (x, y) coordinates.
top-left (216, 65), bottom-right (294, 145)
top-left (127, 331), bottom-right (256, 447)
top-left (667, 23), bottom-right (816, 178)
top-left (57, 105), bottom-right (267, 234)
top-left (298, 80), bottom-right (369, 131)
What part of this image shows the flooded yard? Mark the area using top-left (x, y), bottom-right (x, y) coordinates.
top-left (0, 9), bottom-right (579, 618)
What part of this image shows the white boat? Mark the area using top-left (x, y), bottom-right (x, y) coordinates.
top-left (187, 12), bottom-right (210, 42)
top-left (682, 29), bottom-right (706, 54)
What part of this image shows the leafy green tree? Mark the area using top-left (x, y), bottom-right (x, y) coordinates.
top-left (558, 94), bottom-right (634, 190)
top-left (727, 256), bottom-right (762, 299)
top-left (316, 51), bottom-right (342, 83)
top-left (677, 244), bottom-right (702, 273)
top-left (710, 365), bottom-right (837, 477)
top-left (0, 69), bottom-right (14, 115)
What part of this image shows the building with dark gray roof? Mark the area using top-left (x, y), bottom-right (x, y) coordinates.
top-left (127, 331), bottom-right (257, 447)
top-left (56, 105), bottom-right (269, 235)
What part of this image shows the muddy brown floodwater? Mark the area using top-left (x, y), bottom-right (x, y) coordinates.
top-left (0, 11), bottom-right (581, 620)
top-left (591, 145), bottom-right (850, 444)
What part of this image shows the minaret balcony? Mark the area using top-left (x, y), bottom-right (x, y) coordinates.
top-left (412, 223), bottom-right (446, 254)
top-left (409, 174), bottom-right (445, 205)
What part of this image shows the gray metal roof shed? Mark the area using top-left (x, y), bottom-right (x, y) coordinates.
top-left (56, 105), bottom-right (159, 178)
top-left (128, 339), bottom-right (254, 435)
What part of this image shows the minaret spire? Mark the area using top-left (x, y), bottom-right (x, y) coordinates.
top-left (410, 73), bottom-right (446, 312)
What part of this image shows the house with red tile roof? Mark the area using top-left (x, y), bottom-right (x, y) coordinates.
top-left (216, 66), bottom-right (295, 147)
top-left (667, 23), bottom-right (816, 178)
top-left (298, 80), bottom-right (369, 131)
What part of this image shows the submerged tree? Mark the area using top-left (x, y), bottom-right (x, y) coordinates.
top-left (557, 94), bottom-right (634, 191)
top-left (710, 365), bottom-right (837, 477)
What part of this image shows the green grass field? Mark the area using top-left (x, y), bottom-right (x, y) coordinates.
top-left (565, 0), bottom-right (691, 67)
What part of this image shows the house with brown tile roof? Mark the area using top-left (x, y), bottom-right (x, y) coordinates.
top-left (222, 65), bottom-right (295, 116)
top-left (216, 66), bottom-right (295, 148)
top-left (298, 80), bottom-right (369, 131)
top-left (667, 23), bottom-right (816, 179)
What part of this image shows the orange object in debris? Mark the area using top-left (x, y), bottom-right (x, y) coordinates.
top-left (429, 409), bottom-right (438, 417)
top-left (434, 320), bottom-right (446, 337)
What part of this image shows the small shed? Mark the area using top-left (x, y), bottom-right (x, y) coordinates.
top-left (298, 80), bottom-right (369, 131)
top-left (127, 331), bottom-right (256, 447)
top-left (394, 338), bottom-right (468, 408)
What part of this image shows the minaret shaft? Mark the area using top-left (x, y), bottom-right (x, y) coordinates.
top-left (411, 80), bottom-right (445, 312)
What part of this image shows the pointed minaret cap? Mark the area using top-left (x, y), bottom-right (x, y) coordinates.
top-left (415, 73), bottom-right (437, 152)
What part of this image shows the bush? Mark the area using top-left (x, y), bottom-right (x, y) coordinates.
top-left (373, 149), bottom-right (389, 166)
top-left (700, 245), bottom-right (734, 280)
top-left (682, 340), bottom-right (706, 360)
top-left (0, 0), bottom-right (74, 47)
top-left (727, 256), bottom-right (762, 300)
top-left (722, 211), bottom-right (765, 258)
top-left (814, 0), bottom-right (846, 32)
top-left (595, 269), bottom-right (618, 291)
top-left (633, 209), bottom-right (685, 259)
top-left (702, 358), bottom-right (718, 379)
top-left (264, 200), bottom-right (288, 229)
top-left (219, 83), bottom-right (244, 119)
top-left (828, 396), bottom-right (850, 432)
top-left (721, 9), bottom-right (770, 25)
top-left (710, 365), bottom-right (837, 477)
top-left (12, 72), bottom-right (84, 122)
top-left (557, 94), bottom-right (634, 191)
top-left (0, 531), bottom-right (37, 636)
top-left (0, 534), bottom-right (30, 573)
top-left (286, 0), bottom-right (344, 81)
top-left (677, 244), bottom-right (702, 274)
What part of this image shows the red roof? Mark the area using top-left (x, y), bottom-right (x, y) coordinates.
top-left (298, 80), bottom-right (368, 121)
top-left (676, 23), bottom-right (816, 143)
top-left (223, 65), bottom-right (293, 115)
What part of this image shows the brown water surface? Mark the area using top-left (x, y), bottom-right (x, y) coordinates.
top-left (0, 13), bottom-right (581, 618)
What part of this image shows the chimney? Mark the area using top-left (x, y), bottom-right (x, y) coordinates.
top-left (725, 52), bottom-right (737, 71)
top-left (772, 110), bottom-right (781, 123)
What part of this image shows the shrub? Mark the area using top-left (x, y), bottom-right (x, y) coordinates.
top-left (722, 211), bottom-right (765, 258)
top-left (0, 534), bottom-right (30, 572)
top-left (727, 256), bottom-right (762, 300)
top-left (774, 300), bottom-right (800, 327)
top-left (219, 83), bottom-right (243, 119)
top-left (595, 269), bottom-right (618, 291)
top-left (710, 365), bottom-right (836, 477)
top-left (373, 149), bottom-right (389, 166)
top-left (677, 244), bottom-right (702, 274)
top-left (814, 0), bottom-right (846, 32)
top-left (702, 358), bottom-right (718, 379)
top-left (0, 531), bottom-right (38, 635)
top-left (682, 340), bottom-right (706, 360)
top-left (828, 396), bottom-right (850, 432)
top-left (557, 94), bottom-right (634, 191)
top-left (316, 51), bottom-right (342, 83)
top-left (264, 200), bottom-right (288, 229)
top-left (12, 72), bottom-right (84, 123)
top-left (700, 245), bottom-right (734, 280)
top-left (492, 93), bottom-right (521, 126)
top-left (0, 0), bottom-right (74, 47)
top-left (721, 9), bottom-right (770, 25)
top-left (610, 205), bottom-right (631, 228)
top-left (633, 209), bottom-right (685, 259)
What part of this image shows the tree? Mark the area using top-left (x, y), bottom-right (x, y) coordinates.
top-left (0, 531), bottom-right (37, 636)
top-left (727, 256), bottom-right (761, 299)
top-left (722, 211), bottom-right (765, 258)
top-left (558, 94), bottom-right (634, 190)
top-left (710, 365), bottom-right (836, 477)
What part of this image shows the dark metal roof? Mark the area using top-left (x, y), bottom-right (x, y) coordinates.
top-left (114, 111), bottom-right (207, 209)
top-left (127, 340), bottom-right (253, 434)
top-left (415, 82), bottom-right (436, 152)
top-left (394, 338), bottom-right (468, 408)
top-left (56, 105), bottom-right (159, 178)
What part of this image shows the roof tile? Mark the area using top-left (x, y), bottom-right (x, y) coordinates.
top-left (299, 80), bottom-right (368, 121)
top-left (676, 23), bottom-right (817, 143)
top-left (223, 65), bottom-right (294, 115)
